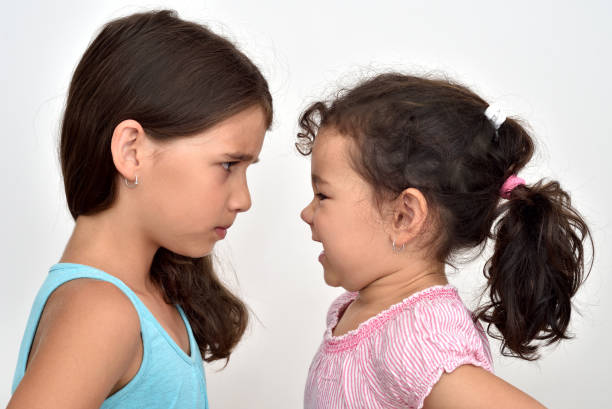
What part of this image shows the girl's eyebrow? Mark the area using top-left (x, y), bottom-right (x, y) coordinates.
top-left (312, 173), bottom-right (330, 186)
top-left (224, 153), bottom-right (259, 163)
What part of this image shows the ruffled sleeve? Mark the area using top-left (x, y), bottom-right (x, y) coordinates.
top-left (373, 294), bottom-right (494, 409)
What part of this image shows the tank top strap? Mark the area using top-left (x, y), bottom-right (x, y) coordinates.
top-left (12, 262), bottom-right (153, 392)
top-left (50, 262), bottom-right (152, 309)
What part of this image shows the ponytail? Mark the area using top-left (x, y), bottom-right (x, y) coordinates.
top-left (476, 179), bottom-right (592, 360)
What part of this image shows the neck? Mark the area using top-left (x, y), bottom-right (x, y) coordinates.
top-left (354, 259), bottom-right (448, 309)
top-left (59, 205), bottom-right (160, 295)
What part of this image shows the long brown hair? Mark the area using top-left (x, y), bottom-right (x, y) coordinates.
top-left (60, 9), bottom-right (273, 362)
top-left (297, 73), bottom-right (592, 360)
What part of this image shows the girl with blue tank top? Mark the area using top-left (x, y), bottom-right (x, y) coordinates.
top-left (8, 9), bottom-right (273, 409)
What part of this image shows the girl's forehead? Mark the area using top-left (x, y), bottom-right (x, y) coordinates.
top-left (156, 106), bottom-right (267, 155)
top-left (313, 128), bottom-right (350, 158)
top-left (312, 131), bottom-right (361, 185)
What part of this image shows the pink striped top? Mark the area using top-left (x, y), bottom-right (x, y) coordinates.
top-left (304, 285), bottom-right (493, 409)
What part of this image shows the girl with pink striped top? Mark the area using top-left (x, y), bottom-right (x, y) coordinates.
top-left (297, 73), bottom-right (591, 409)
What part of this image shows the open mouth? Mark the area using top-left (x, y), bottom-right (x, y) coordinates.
top-left (318, 250), bottom-right (326, 262)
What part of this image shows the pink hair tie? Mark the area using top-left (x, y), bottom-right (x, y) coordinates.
top-left (500, 175), bottom-right (525, 199)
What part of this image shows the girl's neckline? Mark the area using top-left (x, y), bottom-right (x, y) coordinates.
top-left (49, 262), bottom-right (196, 363)
top-left (324, 284), bottom-right (458, 350)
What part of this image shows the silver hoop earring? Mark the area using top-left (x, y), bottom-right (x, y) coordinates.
top-left (392, 240), bottom-right (406, 253)
top-left (124, 175), bottom-right (139, 188)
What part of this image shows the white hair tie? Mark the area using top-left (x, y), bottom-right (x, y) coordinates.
top-left (484, 103), bottom-right (507, 131)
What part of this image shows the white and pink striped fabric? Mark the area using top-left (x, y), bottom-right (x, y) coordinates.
top-left (304, 285), bottom-right (493, 409)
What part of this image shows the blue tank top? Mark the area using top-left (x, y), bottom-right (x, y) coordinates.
top-left (11, 263), bottom-right (209, 408)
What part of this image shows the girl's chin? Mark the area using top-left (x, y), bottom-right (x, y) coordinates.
top-left (322, 267), bottom-right (343, 288)
top-left (168, 241), bottom-right (214, 259)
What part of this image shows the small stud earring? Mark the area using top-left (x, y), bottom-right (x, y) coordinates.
top-left (392, 240), bottom-right (406, 253)
top-left (124, 175), bottom-right (139, 188)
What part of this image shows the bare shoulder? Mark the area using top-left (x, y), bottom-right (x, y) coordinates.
top-left (423, 364), bottom-right (547, 409)
top-left (8, 278), bottom-right (141, 409)
top-left (37, 278), bottom-right (141, 354)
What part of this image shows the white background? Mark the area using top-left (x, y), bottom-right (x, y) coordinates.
top-left (1, 1), bottom-right (611, 407)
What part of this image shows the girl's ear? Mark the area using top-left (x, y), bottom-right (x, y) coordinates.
top-left (110, 119), bottom-right (146, 181)
top-left (390, 187), bottom-right (429, 246)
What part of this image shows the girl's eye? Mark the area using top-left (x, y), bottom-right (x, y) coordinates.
top-left (222, 161), bottom-right (238, 171)
top-left (316, 193), bottom-right (328, 200)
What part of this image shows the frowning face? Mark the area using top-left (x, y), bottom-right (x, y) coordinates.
top-left (136, 105), bottom-right (268, 258)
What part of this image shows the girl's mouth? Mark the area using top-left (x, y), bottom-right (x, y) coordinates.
top-left (215, 227), bottom-right (227, 239)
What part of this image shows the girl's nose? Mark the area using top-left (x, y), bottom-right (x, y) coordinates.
top-left (229, 177), bottom-right (252, 213)
top-left (300, 200), bottom-right (314, 225)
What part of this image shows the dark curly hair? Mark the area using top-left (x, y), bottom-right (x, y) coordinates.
top-left (296, 73), bottom-right (592, 360)
top-left (61, 10), bottom-right (272, 363)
